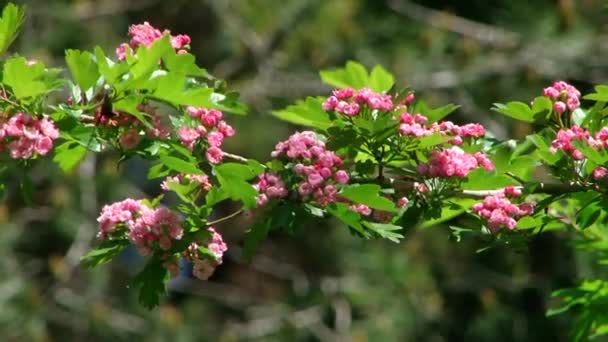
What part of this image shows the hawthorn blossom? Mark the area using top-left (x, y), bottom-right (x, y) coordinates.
top-left (0, 113), bottom-right (59, 159)
top-left (97, 199), bottom-right (183, 256)
top-left (116, 22), bottom-right (191, 60)
top-left (473, 190), bottom-right (534, 233)
top-left (417, 147), bottom-right (494, 178)
top-left (543, 81), bottom-right (581, 112)
top-left (183, 227), bottom-right (228, 280)
top-left (323, 87), bottom-right (393, 115)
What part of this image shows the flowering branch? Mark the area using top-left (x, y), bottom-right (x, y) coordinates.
top-left (457, 182), bottom-right (587, 198)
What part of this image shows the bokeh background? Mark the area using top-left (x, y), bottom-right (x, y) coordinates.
top-left (2, 0), bottom-right (608, 341)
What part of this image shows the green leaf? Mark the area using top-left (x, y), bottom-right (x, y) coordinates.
top-left (53, 141), bottom-right (88, 172)
top-left (81, 242), bottom-right (128, 267)
top-left (65, 49), bottom-right (100, 91)
top-left (113, 95), bottom-right (153, 128)
top-left (130, 35), bottom-right (172, 82)
top-left (327, 202), bottom-right (369, 237)
top-left (214, 162), bottom-right (262, 208)
top-left (419, 199), bottom-right (477, 229)
top-left (340, 184), bottom-right (397, 212)
top-left (319, 60), bottom-right (370, 89)
top-left (162, 50), bottom-right (208, 77)
top-left (147, 163), bottom-right (170, 179)
top-left (243, 219), bottom-right (271, 260)
top-left (369, 65), bottom-right (394, 92)
top-left (166, 180), bottom-right (200, 206)
top-left (151, 73), bottom-right (215, 107)
top-left (94, 47), bottom-right (129, 85)
top-left (0, 3), bottom-right (25, 55)
top-left (583, 85), bottom-right (608, 101)
top-left (272, 97), bottom-right (332, 130)
top-left (131, 259), bottom-right (168, 309)
top-left (362, 222), bottom-right (403, 242)
top-left (2, 57), bottom-right (61, 99)
top-left (158, 154), bottom-right (203, 175)
top-left (411, 101), bottom-right (459, 123)
top-left (492, 101), bottom-right (535, 123)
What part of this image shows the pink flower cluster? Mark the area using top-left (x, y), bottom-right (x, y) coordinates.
top-left (0, 113), bottom-right (59, 159)
top-left (473, 186), bottom-right (534, 233)
top-left (543, 81), bottom-right (581, 114)
top-left (183, 227), bottom-right (228, 280)
top-left (271, 131), bottom-right (349, 206)
top-left (322, 87), bottom-right (393, 116)
top-left (178, 107), bottom-right (236, 164)
top-left (116, 22), bottom-right (191, 60)
top-left (417, 147), bottom-right (494, 178)
top-left (97, 199), bottom-right (183, 256)
top-left (161, 173), bottom-right (212, 192)
top-left (254, 172), bottom-right (288, 206)
top-left (550, 126), bottom-right (608, 160)
top-left (399, 112), bottom-right (486, 145)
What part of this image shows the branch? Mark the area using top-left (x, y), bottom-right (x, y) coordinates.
top-left (206, 208), bottom-right (245, 226)
top-left (457, 182), bottom-right (587, 198)
top-left (387, 0), bottom-right (520, 48)
top-left (222, 151), bottom-right (250, 163)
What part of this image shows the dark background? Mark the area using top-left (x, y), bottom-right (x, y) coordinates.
top-left (1, 0), bottom-right (607, 340)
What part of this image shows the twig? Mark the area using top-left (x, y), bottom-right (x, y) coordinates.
top-left (222, 151), bottom-right (250, 163)
top-left (387, 0), bottom-right (520, 48)
top-left (206, 208), bottom-right (244, 226)
top-left (457, 182), bottom-right (587, 198)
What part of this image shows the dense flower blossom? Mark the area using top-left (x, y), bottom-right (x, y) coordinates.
top-left (399, 112), bottom-right (486, 144)
top-left (0, 113), bottom-right (59, 159)
top-left (161, 173), bottom-right (212, 192)
top-left (543, 81), bottom-right (581, 112)
top-left (183, 227), bottom-right (227, 280)
top-left (178, 107), bottom-right (235, 164)
top-left (323, 87), bottom-right (393, 115)
top-left (270, 131), bottom-right (349, 206)
top-left (473, 188), bottom-right (534, 233)
top-left (550, 126), bottom-right (608, 161)
top-left (254, 172), bottom-right (288, 206)
top-left (417, 147), bottom-right (494, 178)
top-left (118, 128), bottom-right (141, 149)
top-left (116, 22), bottom-right (191, 60)
top-left (97, 199), bottom-right (183, 256)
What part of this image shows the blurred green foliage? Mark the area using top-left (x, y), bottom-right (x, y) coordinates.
top-left (2, 0), bottom-right (608, 341)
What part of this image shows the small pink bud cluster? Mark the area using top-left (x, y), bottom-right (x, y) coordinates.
top-left (349, 204), bottom-right (372, 216)
top-left (270, 131), bottom-right (349, 206)
top-left (473, 186), bottom-right (534, 233)
top-left (161, 173), bottom-right (212, 192)
top-left (0, 113), bottom-right (59, 159)
top-left (254, 172), bottom-right (288, 206)
top-left (399, 112), bottom-right (486, 145)
top-left (550, 126), bottom-right (608, 160)
top-left (116, 22), bottom-right (191, 60)
top-left (118, 128), bottom-right (141, 149)
top-left (593, 166), bottom-right (608, 180)
top-left (97, 199), bottom-right (183, 256)
top-left (543, 81), bottom-right (581, 114)
top-left (417, 147), bottom-right (494, 178)
top-left (183, 227), bottom-right (227, 280)
top-left (179, 107), bottom-right (236, 164)
top-left (322, 87), bottom-right (393, 116)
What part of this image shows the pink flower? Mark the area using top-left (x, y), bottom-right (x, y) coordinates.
top-left (119, 128), bottom-right (141, 149)
top-left (178, 127), bottom-right (200, 150)
top-left (334, 170), bottom-right (349, 184)
top-left (553, 101), bottom-right (566, 114)
top-left (473, 191), bottom-right (534, 233)
top-left (349, 204), bottom-right (372, 216)
top-left (593, 166), bottom-right (608, 180)
top-left (206, 146), bottom-right (223, 164)
top-left (207, 131), bottom-right (224, 147)
top-left (397, 197), bottom-right (409, 208)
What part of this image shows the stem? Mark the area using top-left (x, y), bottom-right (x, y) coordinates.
top-left (456, 182), bottom-right (587, 198)
top-left (206, 208), bottom-right (245, 226)
top-left (222, 151), bottom-right (250, 163)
